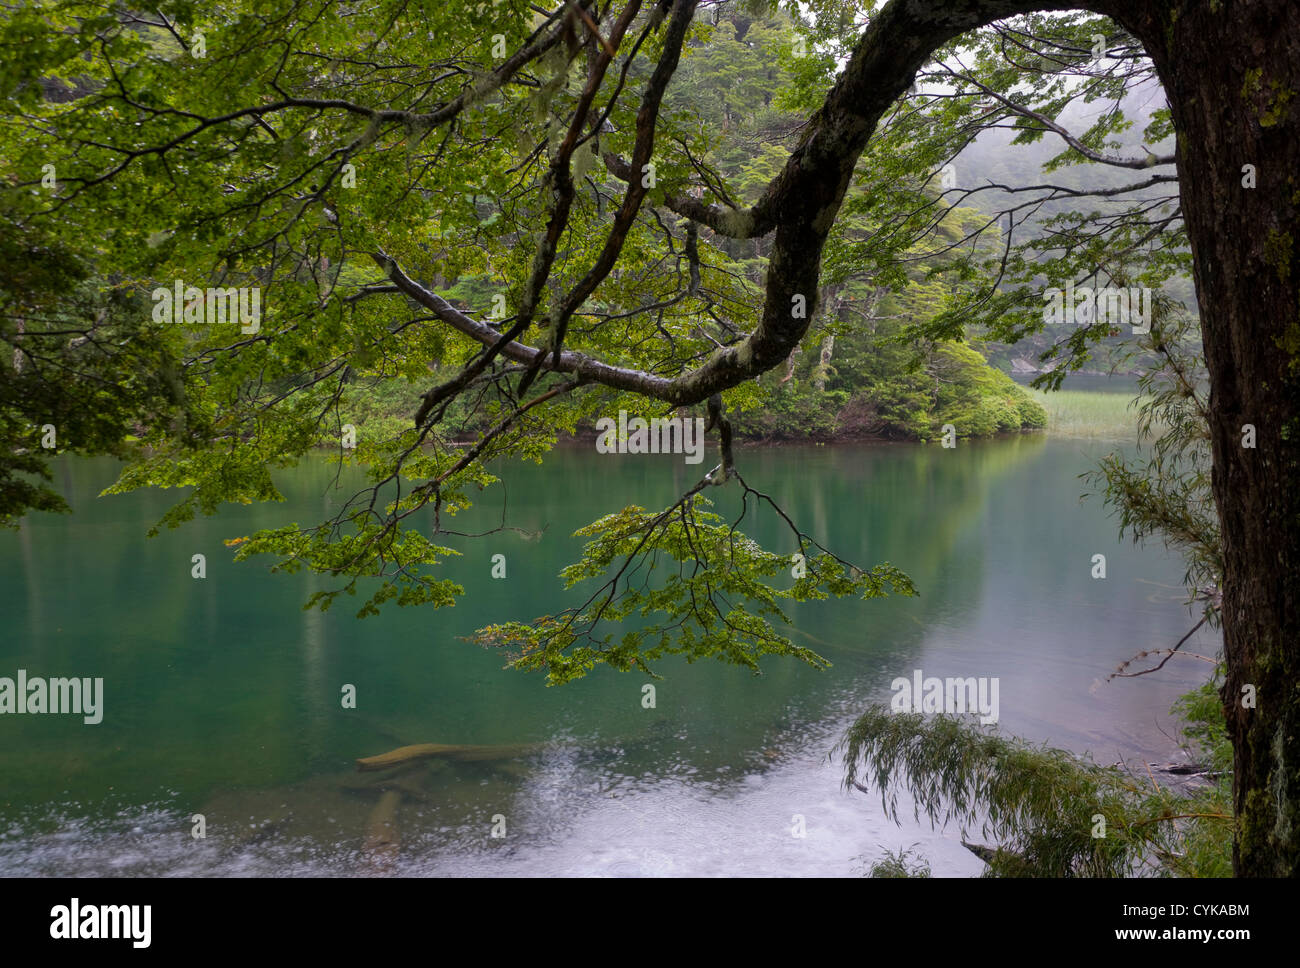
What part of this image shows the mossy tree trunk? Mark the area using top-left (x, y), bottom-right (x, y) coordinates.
top-left (814, 333), bottom-right (835, 392)
top-left (1122, 0), bottom-right (1300, 876)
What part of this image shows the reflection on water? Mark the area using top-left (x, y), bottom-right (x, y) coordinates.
top-left (0, 437), bottom-right (1216, 876)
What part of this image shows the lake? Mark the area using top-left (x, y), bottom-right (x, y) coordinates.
top-left (0, 435), bottom-right (1216, 876)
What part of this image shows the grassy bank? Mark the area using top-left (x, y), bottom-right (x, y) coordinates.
top-left (1022, 388), bottom-right (1151, 439)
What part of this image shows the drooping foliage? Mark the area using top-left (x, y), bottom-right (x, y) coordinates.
top-left (837, 707), bottom-right (1231, 877)
top-left (0, 0), bottom-right (1186, 683)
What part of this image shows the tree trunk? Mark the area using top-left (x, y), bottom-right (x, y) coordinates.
top-left (813, 288), bottom-right (843, 392)
top-left (1124, 0), bottom-right (1300, 876)
top-left (814, 333), bottom-right (835, 392)
top-left (780, 343), bottom-right (800, 385)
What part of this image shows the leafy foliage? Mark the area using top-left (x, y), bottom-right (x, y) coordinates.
top-left (862, 845), bottom-right (932, 878)
top-left (0, 2), bottom-right (1191, 683)
top-left (1083, 296), bottom-right (1219, 614)
top-left (837, 707), bottom-right (1232, 877)
top-left (476, 489), bottom-right (914, 683)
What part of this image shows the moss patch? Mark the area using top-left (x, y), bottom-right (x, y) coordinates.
top-left (1264, 229), bottom-right (1294, 284)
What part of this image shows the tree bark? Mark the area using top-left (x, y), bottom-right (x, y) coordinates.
top-left (780, 343), bottom-right (800, 385)
top-left (814, 333), bottom-right (835, 392)
top-left (1119, 0), bottom-right (1300, 876)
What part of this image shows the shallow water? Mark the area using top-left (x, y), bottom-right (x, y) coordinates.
top-left (0, 436), bottom-right (1216, 876)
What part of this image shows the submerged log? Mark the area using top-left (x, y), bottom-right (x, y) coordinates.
top-left (364, 790), bottom-right (401, 850)
top-left (1154, 762), bottom-right (1220, 777)
top-left (339, 759), bottom-right (439, 801)
top-left (361, 789), bottom-right (402, 872)
top-left (356, 743), bottom-right (469, 771)
top-left (355, 741), bottom-right (542, 771)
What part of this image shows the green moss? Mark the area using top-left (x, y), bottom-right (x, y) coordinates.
top-left (1241, 67), bottom-right (1263, 100)
top-left (1276, 321), bottom-right (1300, 372)
top-left (1264, 229), bottom-right (1294, 284)
top-left (1238, 72), bottom-right (1294, 126)
top-left (1261, 83), bottom-right (1296, 127)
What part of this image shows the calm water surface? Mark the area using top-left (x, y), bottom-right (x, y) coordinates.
top-left (0, 436), bottom-right (1215, 876)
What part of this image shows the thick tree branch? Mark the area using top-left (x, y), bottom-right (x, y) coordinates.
top-left (950, 69), bottom-right (1174, 169)
top-left (411, 0), bottom-right (1097, 407)
top-left (542, 0), bottom-right (699, 377)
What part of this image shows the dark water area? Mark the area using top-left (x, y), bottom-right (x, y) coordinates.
top-left (0, 436), bottom-right (1215, 876)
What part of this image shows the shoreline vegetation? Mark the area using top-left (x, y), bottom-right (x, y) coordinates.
top-left (326, 374), bottom-right (1149, 451)
top-left (1019, 387), bottom-right (1153, 440)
